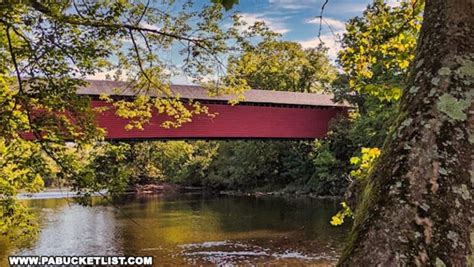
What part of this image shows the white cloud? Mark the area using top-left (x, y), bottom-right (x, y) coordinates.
top-left (298, 31), bottom-right (343, 62)
top-left (170, 72), bottom-right (219, 85)
top-left (268, 0), bottom-right (319, 10)
top-left (297, 0), bottom-right (404, 61)
top-left (238, 13), bottom-right (290, 34)
top-left (171, 74), bottom-right (194, 85)
top-left (306, 17), bottom-right (346, 31)
top-left (332, 3), bottom-right (368, 13)
top-left (268, 0), bottom-right (368, 13)
top-left (300, 17), bottom-right (346, 62)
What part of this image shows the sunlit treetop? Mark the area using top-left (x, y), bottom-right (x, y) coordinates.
top-left (337, 0), bottom-right (423, 102)
top-left (211, 0), bottom-right (240, 11)
top-left (225, 41), bottom-right (337, 93)
top-left (0, 0), bottom-right (274, 140)
top-left (0, 0), bottom-right (275, 242)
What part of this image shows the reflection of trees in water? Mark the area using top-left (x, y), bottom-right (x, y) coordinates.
top-left (1, 199), bottom-right (45, 263)
top-left (2, 198), bottom-right (82, 261)
top-left (5, 194), bottom-right (350, 265)
top-left (117, 194), bottom-right (222, 243)
top-left (114, 194), bottom-right (226, 265)
top-left (22, 199), bottom-right (122, 255)
top-left (115, 194), bottom-right (350, 257)
top-left (0, 233), bottom-right (21, 266)
top-left (181, 195), bottom-right (350, 241)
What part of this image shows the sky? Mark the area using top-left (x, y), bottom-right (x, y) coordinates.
top-left (227, 0), bottom-right (402, 60)
top-left (90, 0), bottom-right (403, 84)
top-left (168, 0), bottom-right (401, 84)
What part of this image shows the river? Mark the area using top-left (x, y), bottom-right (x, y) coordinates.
top-left (5, 193), bottom-right (350, 266)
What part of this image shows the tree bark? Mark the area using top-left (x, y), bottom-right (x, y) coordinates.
top-left (338, 0), bottom-right (473, 266)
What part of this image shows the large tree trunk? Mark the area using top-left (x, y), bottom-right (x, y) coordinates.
top-left (338, 0), bottom-right (473, 265)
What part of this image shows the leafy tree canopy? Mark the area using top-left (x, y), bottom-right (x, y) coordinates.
top-left (336, 0), bottom-right (423, 104)
top-left (0, 0), bottom-right (270, 243)
top-left (226, 41), bottom-right (337, 93)
top-left (211, 0), bottom-right (240, 11)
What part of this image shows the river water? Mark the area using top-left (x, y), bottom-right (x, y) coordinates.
top-left (7, 194), bottom-right (350, 266)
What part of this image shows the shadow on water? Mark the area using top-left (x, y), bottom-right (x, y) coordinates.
top-left (6, 194), bottom-right (350, 266)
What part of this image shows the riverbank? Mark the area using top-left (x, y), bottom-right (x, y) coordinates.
top-left (24, 184), bottom-right (344, 201)
top-left (219, 190), bottom-right (343, 200)
top-left (17, 188), bottom-right (107, 200)
top-left (133, 183), bottom-right (343, 200)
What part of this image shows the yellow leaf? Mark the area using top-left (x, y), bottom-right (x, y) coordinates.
top-left (350, 157), bottom-right (360, 165)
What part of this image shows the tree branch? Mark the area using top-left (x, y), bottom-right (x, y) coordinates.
top-left (29, 0), bottom-right (207, 49)
top-left (317, 0), bottom-right (329, 43)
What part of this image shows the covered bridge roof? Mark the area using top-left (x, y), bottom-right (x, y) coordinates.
top-left (78, 80), bottom-right (349, 108)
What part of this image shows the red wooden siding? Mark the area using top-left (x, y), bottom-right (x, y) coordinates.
top-left (92, 100), bottom-right (346, 140)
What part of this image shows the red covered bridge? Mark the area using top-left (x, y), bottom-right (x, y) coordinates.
top-left (80, 80), bottom-right (349, 140)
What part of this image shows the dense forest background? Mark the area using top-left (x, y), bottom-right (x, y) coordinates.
top-left (3, 0), bottom-right (473, 264)
top-left (37, 1), bottom-right (418, 198)
top-left (0, 1), bottom-right (420, 238)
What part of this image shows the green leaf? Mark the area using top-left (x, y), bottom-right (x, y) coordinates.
top-left (211, 0), bottom-right (239, 10)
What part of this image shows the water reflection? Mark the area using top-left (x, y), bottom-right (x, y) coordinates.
top-left (12, 194), bottom-right (349, 265)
